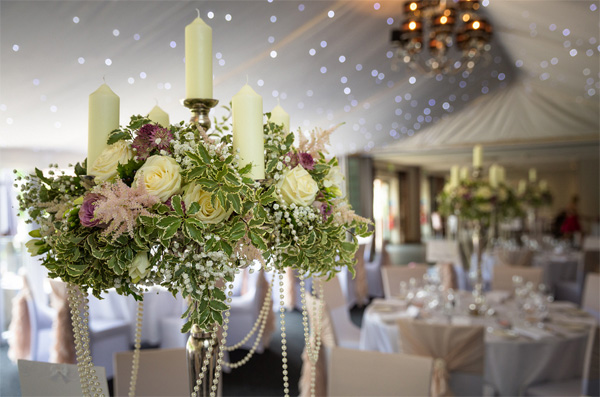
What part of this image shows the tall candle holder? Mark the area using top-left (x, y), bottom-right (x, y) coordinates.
top-left (183, 98), bottom-right (219, 130)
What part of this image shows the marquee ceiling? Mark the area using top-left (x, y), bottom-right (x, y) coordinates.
top-left (1, 0), bottom-right (598, 171)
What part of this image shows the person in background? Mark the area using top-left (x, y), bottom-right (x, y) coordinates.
top-left (560, 195), bottom-right (581, 242)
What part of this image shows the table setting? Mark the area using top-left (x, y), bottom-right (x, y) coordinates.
top-left (359, 277), bottom-right (597, 396)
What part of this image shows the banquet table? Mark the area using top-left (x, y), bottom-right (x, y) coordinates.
top-left (532, 251), bottom-right (582, 292)
top-left (359, 292), bottom-right (596, 396)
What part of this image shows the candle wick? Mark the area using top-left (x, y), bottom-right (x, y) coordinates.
top-left (102, 75), bottom-right (106, 83)
top-left (196, 8), bottom-right (200, 19)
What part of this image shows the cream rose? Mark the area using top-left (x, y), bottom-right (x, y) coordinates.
top-left (129, 251), bottom-right (151, 283)
top-left (182, 182), bottom-right (233, 224)
top-left (90, 140), bottom-right (133, 183)
top-left (323, 166), bottom-right (345, 198)
top-left (476, 186), bottom-right (492, 200)
top-left (277, 166), bottom-right (319, 207)
top-left (133, 155), bottom-right (181, 202)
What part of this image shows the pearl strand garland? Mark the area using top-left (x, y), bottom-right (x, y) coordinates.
top-left (278, 271), bottom-right (290, 397)
top-left (299, 276), bottom-right (324, 397)
top-left (221, 276), bottom-right (274, 368)
top-left (190, 324), bottom-right (219, 397)
top-left (67, 284), bottom-right (104, 397)
top-left (128, 300), bottom-right (143, 397)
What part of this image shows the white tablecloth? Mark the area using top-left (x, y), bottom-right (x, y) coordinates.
top-left (359, 296), bottom-right (595, 396)
top-left (532, 251), bottom-right (582, 291)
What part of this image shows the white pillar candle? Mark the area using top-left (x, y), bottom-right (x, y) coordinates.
top-left (459, 166), bottom-right (469, 181)
top-left (232, 84), bottom-right (265, 179)
top-left (269, 104), bottom-right (290, 132)
top-left (539, 179), bottom-right (548, 191)
top-left (473, 145), bottom-right (483, 168)
top-left (148, 105), bottom-right (170, 127)
top-left (185, 15), bottom-right (212, 99)
top-left (450, 165), bottom-right (459, 187)
top-left (88, 83), bottom-right (119, 174)
top-left (489, 164), bottom-right (498, 188)
top-left (529, 168), bottom-right (537, 182)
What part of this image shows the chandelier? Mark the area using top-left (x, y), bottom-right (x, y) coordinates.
top-left (391, 0), bottom-right (493, 75)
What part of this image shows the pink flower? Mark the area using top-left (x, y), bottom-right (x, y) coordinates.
top-left (78, 193), bottom-right (107, 227)
top-left (132, 124), bottom-right (174, 160)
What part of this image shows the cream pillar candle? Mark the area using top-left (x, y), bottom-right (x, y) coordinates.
top-left (185, 15), bottom-right (212, 99)
top-left (489, 164), bottom-right (498, 188)
top-left (459, 166), bottom-right (469, 180)
top-left (473, 145), bottom-right (483, 168)
top-left (529, 168), bottom-right (537, 182)
top-left (518, 179), bottom-right (527, 195)
top-left (88, 83), bottom-right (119, 174)
top-left (450, 165), bottom-right (459, 187)
top-left (270, 104), bottom-right (290, 132)
top-left (232, 84), bottom-right (264, 179)
top-left (148, 105), bottom-right (169, 127)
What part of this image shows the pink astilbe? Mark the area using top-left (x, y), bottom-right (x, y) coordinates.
top-left (296, 124), bottom-right (341, 158)
top-left (93, 180), bottom-right (159, 240)
top-left (330, 198), bottom-right (371, 226)
top-left (234, 235), bottom-right (265, 266)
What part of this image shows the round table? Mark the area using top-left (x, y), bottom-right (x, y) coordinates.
top-left (359, 294), bottom-right (595, 396)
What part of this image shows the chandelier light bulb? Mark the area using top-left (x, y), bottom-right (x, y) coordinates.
top-left (472, 21), bottom-right (480, 30)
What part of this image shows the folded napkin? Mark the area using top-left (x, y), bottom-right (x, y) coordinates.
top-left (451, 316), bottom-right (472, 326)
top-left (512, 325), bottom-right (553, 340)
top-left (378, 306), bottom-right (420, 323)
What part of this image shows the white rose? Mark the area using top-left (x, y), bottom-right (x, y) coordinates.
top-left (129, 251), bottom-right (151, 283)
top-left (90, 141), bottom-right (133, 183)
top-left (133, 155), bottom-right (181, 202)
top-left (476, 186), bottom-right (492, 200)
top-left (323, 166), bottom-right (345, 198)
top-left (277, 166), bottom-right (319, 207)
top-left (182, 182), bottom-right (233, 224)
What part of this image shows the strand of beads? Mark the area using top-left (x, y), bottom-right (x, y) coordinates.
top-left (278, 271), bottom-right (290, 397)
top-left (67, 284), bottom-right (104, 397)
top-left (299, 275), bottom-right (323, 397)
top-left (128, 300), bottom-right (143, 397)
top-left (221, 275), bottom-right (274, 367)
top-left (209, 281), bottom-right (235, 397)
top-left (190, 324), bottom-right (219, 397)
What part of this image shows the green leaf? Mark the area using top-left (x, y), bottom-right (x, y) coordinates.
top-left (185, 151), bottom-right (204, 166)
top-left (248, 230), bottom-right (267, 251)
top-left (216, 191), bottom-right (226, 209)
top-left (157, 216), bottom-right (181, 229)
top-left (196, 178), bottom-right (218, 191)
top-left (162, 219), bottom-right (181, 240)
top-left (229, 220), bottom-right (246, 241)
top-left (184, 220), bottom-right (204, 243)
top-left (224, 172), bottom-right (241, 187)
top-left (238, 163), bottom-right (253, 176)
top-left (197, 143), bottom-right (212, 164)
top-left (116, 158), bottom-right (143, 185)
top-left (259, 185), bottom-right (277, 204)
top-left (107, 131), bottom-right (131, 145)
top-left (211, 310), bottom-right (223, 325)
top-left (66, 263), bottom-right (88, 277)
top-left (219, 240), bottom-right (233, 256)
top-left (228, 193), bottom-right (241, 213)
top-left (212, 288), bottom-right (226, 302)
top-left (209, 300), bottom-right (229, 311)
top-left (171, 195), bottom-right (184, 216)
top-left (188, 202), bottom-right (200, 215)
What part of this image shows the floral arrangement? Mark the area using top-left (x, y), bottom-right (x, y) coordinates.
top-left (16, 114), bottom-right (371, 333)
top-left (518, 182), bottom-right (553, 208)
top-left (437, 178), bottom-right (522, 225)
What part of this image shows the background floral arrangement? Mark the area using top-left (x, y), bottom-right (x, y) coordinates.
top-left (518, 182), bottom-right (553, 209)
top-left (437, 178), bottom-right (522, 225)
top-left (16, 113), bottom-right (371, 333)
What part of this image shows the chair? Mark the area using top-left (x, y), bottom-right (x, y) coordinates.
top-left (337, 245), bottom-right (369, 307)
top-left (227, 267), bottom-right (274, 353)
top-left (397, 319), bottom-right (486, 397)
top-left (381, 264), bottom-right (428, 299)
top-left (426, 240), bottom-right (467, 290)
top-left (364, 237), bottom-right (385, 298)
top-left (581, 272), bottom-right (600, 320)
top-left (48, 280), bottom-right (75, 364)
top-left (327, 346), bottom-right (434, 397)
top-left (493, 247), bottom-right (534, 267)
top-left (491, 265), bottom-right (543, 291)
top-left (555, 237), bottom-right (599, 304)
top-left (87, 292), bottom-right (131, 379)
top-left (320, 277), bottom-right (361, 349)
top-left (113, 348), bottom-right (188, 397)
top-left (158, 292), bottom-right (188, 349)
top-left (526, 325), bottom-right (599, 396)
top-left (18, 360), bottom-right (109, 396)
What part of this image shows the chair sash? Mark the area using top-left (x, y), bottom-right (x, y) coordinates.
top-left (48, 280), bottom-right (75, 364)
top-left (398, 320), bottom-right (485, 397)
top-left (7, 277), bottom-right (32, 362)
top-left (437, 262), bottom-right (458, 291)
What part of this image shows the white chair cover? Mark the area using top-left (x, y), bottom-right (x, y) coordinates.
top-left (7, 276), bottom-right (33, 362)
top-left (113, 348), bottom-right (188, 397)
top-left (48, 280), bottom-right (75, 364)
top-left (493, 247), bottom-right (533, 267)
top-left (491, 265), bottom-right (543, 291)
top-left (582, 273), bottom-right (600, 320)
top-left (397, 320), bottom-right (485, 397)
top-left (381, 264), bottom-right (428, 299)
top-left (18, 360), bottom-right (109, 397)
top-left (321, 277), bottom-right (361, 349)
top-left (21, 276), bottom-right (55, 362)
top-left (327, 346), bottom-right (434, 397)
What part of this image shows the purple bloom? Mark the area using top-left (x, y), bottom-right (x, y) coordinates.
top-left (284, 151), bottom-right (299, 168)
top-left (132, 124), bottom-right (174, 160)
top-left (298, 152), bottom-right (314, 170)
top-left (312, 200), bottom-right (332, 221)
top-left (79, 193), bottom-right (107, 228)
top-left (152, 127), bottom-right (174, 153)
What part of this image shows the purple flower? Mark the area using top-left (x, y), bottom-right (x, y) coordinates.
top-left (284, 151), bottom-right (299, 168)
top-left (298, 152), bottom-right (314, 170)
top-left (79, 193), bottom-right (107, 228)
top-left (312, 200), bottom-right (332, 221)
top-left (152, 127), bottom-right (174, 153)
top-left (132, 124), bottom-right (174, 160)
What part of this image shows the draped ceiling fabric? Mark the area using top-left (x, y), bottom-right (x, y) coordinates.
top-left (0, 0), bottom-right (598, 170)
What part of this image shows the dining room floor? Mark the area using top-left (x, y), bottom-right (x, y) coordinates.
top-left (0, 306), bottom-right (366, 397)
